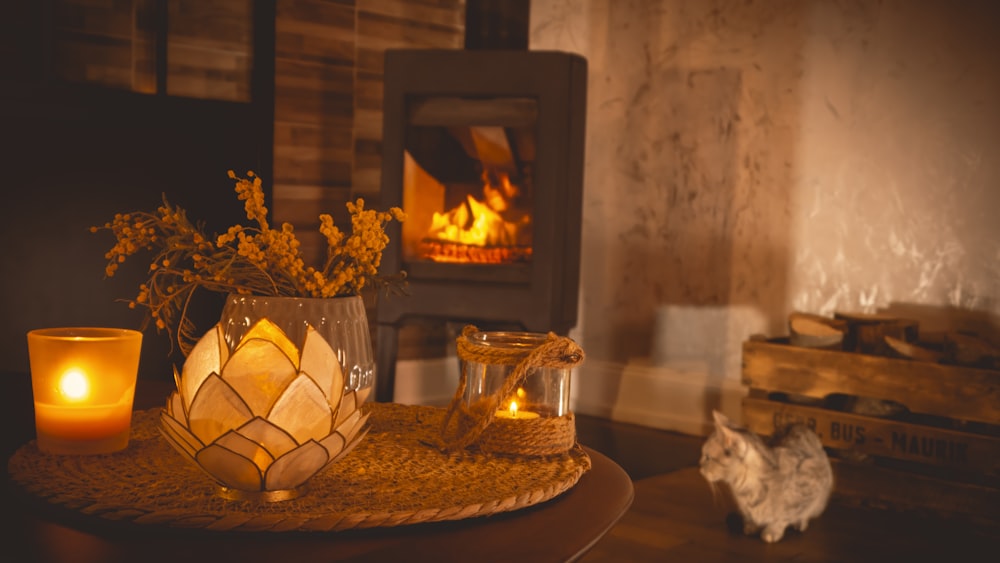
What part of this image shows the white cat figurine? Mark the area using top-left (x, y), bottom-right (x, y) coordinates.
top-left (699, 410), bottom-right (834, 542)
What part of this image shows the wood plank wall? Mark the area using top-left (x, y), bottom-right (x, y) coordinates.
top-left (50, 0), bottom-right (154, 91)
top-left (272, 0), bottom-right (465, 266)
top-left (50, 0), bottom-right (253, 100)
top-left (167, 0), bottom-right (253, 101)
top-left (41, 0), bottom-right (464, 240)
top-left (48, 0), bottom-right (465, 266)
top-left (36, 0), bottom-right (466, 362)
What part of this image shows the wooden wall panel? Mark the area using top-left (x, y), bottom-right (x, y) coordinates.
top-left (272, 0), bottom-right (464, 265)
top-left (167, 0), bottom-right (253, 101)
top-left (51, 0), bottom-right (143, 90)
top-left (37, 0), bottom-right (467, 277)
top-left (274, 60), bottom-right (354, 125)
top-left (275, 0), bottom-right (356, 64)
top-left (51, 0), bottom-right (252, 99)
top-left (273, 118), bottom-right (354, 184)
top-left (350, 2), bottom-right (464, 202)
top-left (272, 0), bottom-right (356, 244)
top-left (358, 0), bottom-right (466, 28)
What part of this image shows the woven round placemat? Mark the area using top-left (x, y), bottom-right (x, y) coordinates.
top-left (7, 403), bottom-right (591, 532)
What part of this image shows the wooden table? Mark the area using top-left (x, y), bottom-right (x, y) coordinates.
top-left (1, 375), bottom-right (633, 563)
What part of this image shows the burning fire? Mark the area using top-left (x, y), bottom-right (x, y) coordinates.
top-left (428, 195), bottom-right (517, 247)
top-left (421, 170), bottom-right (531, 264)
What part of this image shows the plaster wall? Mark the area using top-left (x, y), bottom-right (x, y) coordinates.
top-left (529, 0), bottom-right (1000, 425)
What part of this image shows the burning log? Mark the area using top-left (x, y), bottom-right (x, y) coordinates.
top-left (419, 239), bottom-right (532, 264)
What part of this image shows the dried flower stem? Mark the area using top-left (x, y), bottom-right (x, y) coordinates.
top-left (93, 170), bottom-right (406, 355)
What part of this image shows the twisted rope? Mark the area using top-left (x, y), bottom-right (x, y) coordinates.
top-left (440, 325), bottom-right (585, 455)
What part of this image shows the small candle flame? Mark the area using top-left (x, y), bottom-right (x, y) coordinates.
top-left (59, 369), bottom-right (90, 402)
top-left (508, 400), bottom-right (519, 418)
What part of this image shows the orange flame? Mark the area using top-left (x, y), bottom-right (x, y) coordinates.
top-left (420, 170), bottom-right (530, 264)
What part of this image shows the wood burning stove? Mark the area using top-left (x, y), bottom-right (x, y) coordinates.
top-left (375, 48), bottom-right (587, 402)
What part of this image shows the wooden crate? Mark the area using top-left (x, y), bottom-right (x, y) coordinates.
top-left (741, 338), bottom-right (1000, 522)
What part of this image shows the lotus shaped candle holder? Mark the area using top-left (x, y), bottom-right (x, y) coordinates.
top-left (160, 318), bottom-right (370, 502)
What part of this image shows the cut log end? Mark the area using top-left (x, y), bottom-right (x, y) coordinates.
top-left (834, 311), bottom-right (919, 356)
top-left (788, 312), bottom-right (846, 350)
top-left (884, 335), bottom-right (943, 363)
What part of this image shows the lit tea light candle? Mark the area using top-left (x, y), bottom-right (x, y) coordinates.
top-left (27, 328), bottom-right (142, 455)
top-left (33, 367), bottom-right (135, 449)
top-left (455, 328), bottom-right (582, 455)
top-left (59, 368), bottom-right (90, 401)
top-left (495, 396), bottom-right (540, 420)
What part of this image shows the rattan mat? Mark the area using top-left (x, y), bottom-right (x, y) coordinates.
top-left (7, 403), bottom-right (591, 532)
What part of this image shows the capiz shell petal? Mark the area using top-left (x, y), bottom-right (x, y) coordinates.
top-left (233, 319), bottom-right (300, 366)
top-left (355, 385), bottom-right (372, 406)
top-left (334, 409), bottom-right (368, 446)
top-left (318, 431), bottom-right (345, 459)
top-left (323, 428), bottom-right (369, 470)
top-left (196, 443), bottom-right (264, 492)
top-left (187, 373), bottom-right (253, 444)
top-left (165, 390), bottom-right (185, 422)
top-left (299, 325), bottom-right (343, 404)
top-left (222, 337), bottom-right (299, 416)
top-left (214, 428), bottom-right (277, 473)
top-left (319, 412), bottom-right (369, 470)
top-left (172, 366), bottom-right (183, 410)
top-left (264, 440), bottom-right (328, 491)
top-left (335, 390), bottom-right (365, 428)
top-left (181, 324), bottom-right (227, 413)
top-left (235, 417), bottom-right (299, 460)
top-left (267, 375), bottom-right (333, 444)
top-left (160, 409), bottom-right (202, 459)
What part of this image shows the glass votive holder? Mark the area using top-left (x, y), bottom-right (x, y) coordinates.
top-left (27, 327), bottom-right (143, 455)
top-left (461, 331), bottom-right (572, 419)
top-left (453, 329), bottom-right (583, 456)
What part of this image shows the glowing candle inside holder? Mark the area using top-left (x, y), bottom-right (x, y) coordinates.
top-left (27, 327), bottom-right (142, 455)
top-left (494, 391), bottom-right (541, 419)
top-left (443, 327), bottom-right (584, 456)
top-left (461, 331), bottom-right (573, 419)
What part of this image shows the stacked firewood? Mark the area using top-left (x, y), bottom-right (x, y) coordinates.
top-left (787, 311), bottom-right (1000, 371)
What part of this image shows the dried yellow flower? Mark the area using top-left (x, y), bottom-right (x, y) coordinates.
top-left (93, 170), bottom-right (406, 355)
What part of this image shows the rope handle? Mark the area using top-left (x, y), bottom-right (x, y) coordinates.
top-left (440, 325), bottom-right (585, 450)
